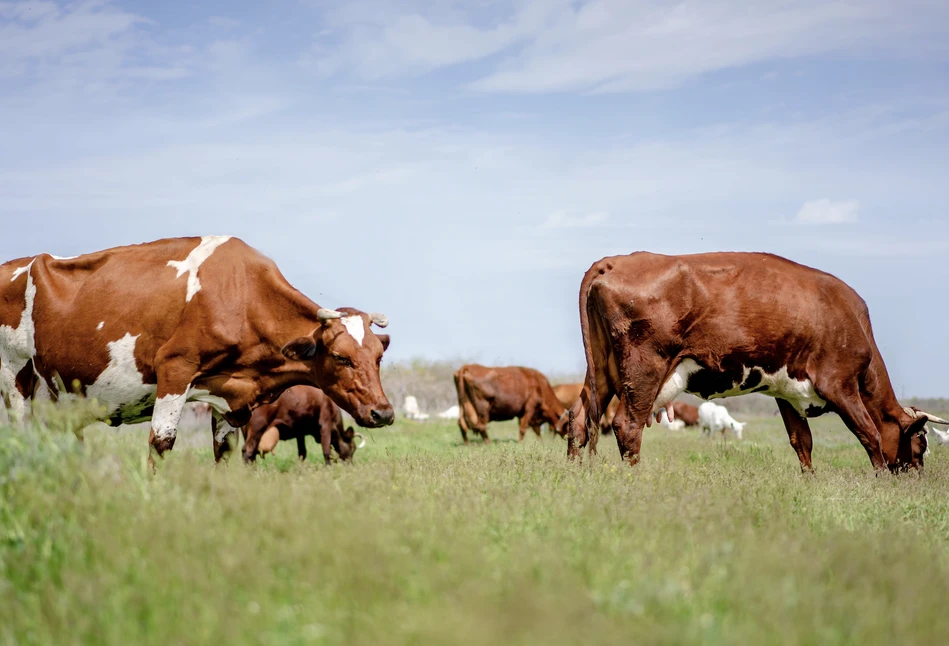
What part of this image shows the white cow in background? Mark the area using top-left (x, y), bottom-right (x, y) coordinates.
top-left (402, 395), bottom-right (430, 421)
top-left (437, 405), bottom-right (460, 420)
top-left (928, 424), bottom-right (949, 446)
top-left (698, 402), bottom-right (745, 440)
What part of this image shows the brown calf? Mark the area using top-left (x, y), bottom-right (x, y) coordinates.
top-left (242, 385), bottom-right (363, 464)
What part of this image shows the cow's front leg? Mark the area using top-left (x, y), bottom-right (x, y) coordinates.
top-left (147, 359), bottom-right (195, 470)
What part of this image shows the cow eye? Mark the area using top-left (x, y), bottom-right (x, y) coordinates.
top-left (331, 353), bottom-right (353, 367)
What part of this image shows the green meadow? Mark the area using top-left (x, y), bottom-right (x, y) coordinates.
top-left (4, 407), bottom-right (949, 645)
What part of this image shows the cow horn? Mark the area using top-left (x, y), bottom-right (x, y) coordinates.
top-left (369, 313), bottom-right (389, 328)
top-left (317, 308), bottom-right (344, 322)
top-left (904, 407), bottom-right (949, 426)
top-left (354, 432), bottom-right (366, 449)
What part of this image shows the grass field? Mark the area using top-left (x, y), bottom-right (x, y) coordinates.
top-left (4, 408), bottom-right (949, 645)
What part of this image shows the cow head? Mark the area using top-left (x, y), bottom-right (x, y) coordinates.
top-left (331, 425), bottom-right (365, 462)
top-left (730, 420), bottom-right (746, 440)
top-left (896, 407), bottom-right (949, 470)
top-left (281, 308), bottom-right (394, 428)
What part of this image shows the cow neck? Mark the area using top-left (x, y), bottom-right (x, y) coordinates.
top-left (243, 282), bottom-right (327, 396)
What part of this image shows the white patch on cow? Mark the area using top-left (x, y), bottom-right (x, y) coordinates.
top-left (652, 359), bottom-right (701, 413)
top-left (341, 315), bottom-right (365, 346)
top-left (703, 365), bottom-right (827, 416)
top-left (97, 321), bottom-right (105, 331)
top-left (0, 260), bottom-right (37, 421)
top-left (166, 235), bottom-right (232, 303)
top-left (49, 255), bottom-right (77, 260)
top-left (10, 264), bottom-right (32, 282)
top-left (152, 389), bottom-right (190, 441)
top-left (86, 333), bottom-right (157, 419)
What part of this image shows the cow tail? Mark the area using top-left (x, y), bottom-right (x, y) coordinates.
top-left (579, 266), bottom-right (601, 448)
top-left (454, 369), bottom-right (475, 430)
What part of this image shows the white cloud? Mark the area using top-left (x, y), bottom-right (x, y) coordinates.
top-left (305, 0), bottom-right (949, 93)
top-left (543, 211), bottom-right (609, 228)
top-left (794, 199), bottom-right (860, 224)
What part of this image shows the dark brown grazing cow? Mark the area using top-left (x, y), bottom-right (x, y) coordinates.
top-left (553, 383), bottom-right (620, 434)
top-left (455, 364), bottom-right (566, 443)
top-left (0, 236), bottom-right (394, 465)
top-left (241, 385), bottom-right (364, 464)
top-left (564, 251), bottom-right (949, 472)
top-left (670, 401), bottom-right (700, 427)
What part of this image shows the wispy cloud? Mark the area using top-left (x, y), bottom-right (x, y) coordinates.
top-left (794, 199), bottom-right (860, 224)
top-left (305, 0), bottom-right (949, 93)
top-left (542, 211), bottom-right (609, 228)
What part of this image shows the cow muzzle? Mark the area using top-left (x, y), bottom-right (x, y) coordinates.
top-left (369, 407), bottom-right (395, 427)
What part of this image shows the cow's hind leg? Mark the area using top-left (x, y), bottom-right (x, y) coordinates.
top-left (613, 359), bottom-right (668, 467)
top-left (457, 417), bottom-right (470, 445)
top-left (776, 399), bottom-right (814, 473)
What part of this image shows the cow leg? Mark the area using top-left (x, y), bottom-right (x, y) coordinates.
top-left (242, 427), bottom-right (261, 463)
top-left (321, 428), bottom-right (335, 464)
top-left (824, 384), bottom-right (886, 471)
top-left (532, 424), bottom-right (543, 440)
top-left (296, 434), bottom-right (309, 462)
top-left (458, 417), bottom-right (470, 445)
top-left (613, 358), bottom-right (669, 467)
top-left (518, 403), bottom-right (536, 442)
top-left (776, 399), bottom-right (814, 473)
top-left (211, 412), bottom-right (235, 463)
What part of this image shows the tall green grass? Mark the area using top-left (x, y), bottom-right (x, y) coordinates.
top-left (3, 409), bottom-right (949, 645)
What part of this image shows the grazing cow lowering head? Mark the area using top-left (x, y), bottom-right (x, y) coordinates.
top-left (281, 307), bottom-right (393, 428)
top-left (564, 251), bottom-right (949, 473)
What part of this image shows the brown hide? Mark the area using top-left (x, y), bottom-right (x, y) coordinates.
top-left (671, 401), bottom-right (700, 426)
top-left (241, 385), bottom-right (359, 464)
top-left (0, 237), bottom-right (392, 463)
top-left (454, 364), bottom-right (566, 444)
top-left (565, 251), bottom-right (940, 472)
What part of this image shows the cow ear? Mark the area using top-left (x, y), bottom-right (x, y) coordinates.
top-left (376, 334), bottom-right (390, 351)
top-left (907, 415), bottom-right (928, 437)
top-left (282, 336), bottom-right (319, 360)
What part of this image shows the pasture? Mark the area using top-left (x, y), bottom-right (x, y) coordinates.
top-left (4, 407), bottom-right (949, 645)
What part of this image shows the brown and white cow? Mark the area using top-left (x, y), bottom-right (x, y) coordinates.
top-left (241, 385), bottom-right (364, 464)
top-left (455, 364), bottom-right (566, 444)
top-left (564, 251), bottom-right (949, 472)
top-left (0, 236), bottom-right (394, 464)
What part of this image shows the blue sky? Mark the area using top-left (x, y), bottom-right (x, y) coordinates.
top-left (1, 0), bottom-right (948, 396)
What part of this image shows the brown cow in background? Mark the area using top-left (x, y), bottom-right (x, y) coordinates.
top-left (671, 401), bottom-right (700, 427)
top-left (241, 385), bottom-right (364, 464)
top-left (455, 364), bottom-right (566, 444)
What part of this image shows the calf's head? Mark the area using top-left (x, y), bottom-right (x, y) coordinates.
top-left (282, 308), bottom-right (394, 428)
top-left (332, 425), bottom-right (366, 462)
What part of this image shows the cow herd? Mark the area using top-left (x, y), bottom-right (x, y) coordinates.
top-left (2, 236), bottom-right (948, 474)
